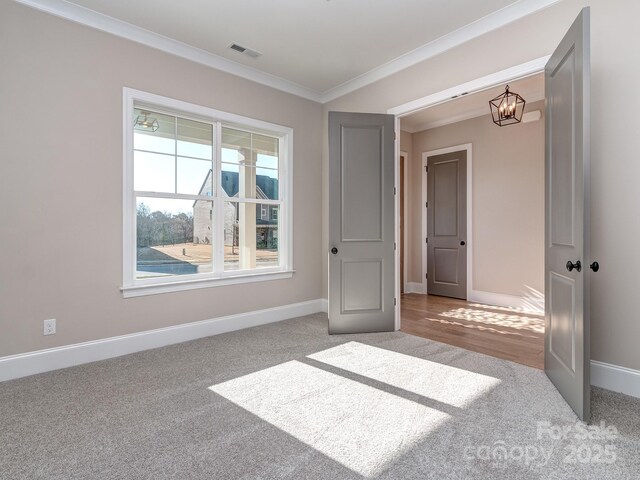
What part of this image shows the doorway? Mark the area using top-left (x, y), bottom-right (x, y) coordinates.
top-left (396, 72), bottom-right (546, 369)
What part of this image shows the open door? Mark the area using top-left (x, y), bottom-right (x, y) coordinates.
top-left (328, 112), bottom-right (395, 334)
top-left (545, 7), bottom-right (592, 422)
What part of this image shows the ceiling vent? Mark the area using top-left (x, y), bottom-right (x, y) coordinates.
top-left (228, 43), bottom-right (262, 59)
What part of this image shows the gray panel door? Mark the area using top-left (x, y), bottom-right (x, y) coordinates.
top-left (328, 112), bottom-right (395, 334)
top-left (545, 8), bottom-right (591, 422)
top-left (427, 151), bottom-right (467, 299)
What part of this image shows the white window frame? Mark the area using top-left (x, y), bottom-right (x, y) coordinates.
top-left (121, 88), bottom-right (294, 298)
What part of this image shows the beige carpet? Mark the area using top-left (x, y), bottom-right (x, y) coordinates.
top-left (1, 313), bottom-right (639, 479)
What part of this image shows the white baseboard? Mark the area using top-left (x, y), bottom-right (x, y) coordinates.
top-left (468, 289), bottom-right (545, 314)
top-left (591, 360), bottom-right (640, 399)
top-left (405, 282), bottom-right (427, 294)
top-left (321, 298), bottom-right (328, 313)
top-left (0, 299), bottom-right (325, 383)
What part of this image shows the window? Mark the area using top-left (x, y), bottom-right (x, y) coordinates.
top-left (122, 89), bottom-right (293, 297)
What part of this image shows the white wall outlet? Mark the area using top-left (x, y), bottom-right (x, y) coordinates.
top-left (44, 319), bottom-right (56, 336)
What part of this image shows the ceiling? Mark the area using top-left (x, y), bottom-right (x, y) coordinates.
top-left (401, 72), bottom-right (544, 133)
top-left (19, 0), bottom-right (560, 102)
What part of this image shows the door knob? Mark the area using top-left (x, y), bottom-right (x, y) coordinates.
top-left (590, 261), bottom-right (600, 272)
top-left (331, 247), bottom-right (338, 255)
top-left (460, 240), bottom-right (466, 246)
top-left (566, 260), bottom-right (582, 272)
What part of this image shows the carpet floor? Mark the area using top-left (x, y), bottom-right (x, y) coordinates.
top-left (1, 313), bottom-right (639, 479)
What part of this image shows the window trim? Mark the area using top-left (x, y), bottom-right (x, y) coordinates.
top-left (121, 88), bottom-right (294, 297)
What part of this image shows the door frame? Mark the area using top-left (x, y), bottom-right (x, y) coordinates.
top-left (421, 144), bottom-right (472, 298)
top-left (390, 55), bottom-right (550, 331)
top-left (400, 150), bottom-right (409, 293)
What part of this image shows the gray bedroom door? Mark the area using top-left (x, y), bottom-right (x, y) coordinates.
top-left (426, 150), bottom-right (467, 299)
top-left (544, 7), bottom-right (592, 422)
top-left (328, 111), bottom-right (395, 334)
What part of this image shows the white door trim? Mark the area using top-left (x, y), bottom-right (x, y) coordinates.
top-left (388, 56), bottom-right (549, 118)
top-left (394, 119), bottom-right (401, 330)
top-left (400, 150), bottom-right (409, 293)
top-left (422, 145), bottom-right (472, 298)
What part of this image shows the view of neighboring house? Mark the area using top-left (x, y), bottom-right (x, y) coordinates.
top-left (193, 169), bottom-right (279, 249)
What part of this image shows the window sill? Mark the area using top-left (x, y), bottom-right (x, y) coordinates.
top-left (121, 269), bottom-right (295, 298)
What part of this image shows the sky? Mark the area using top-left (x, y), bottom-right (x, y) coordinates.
top-left (134, 132), bottom-right (278, 215)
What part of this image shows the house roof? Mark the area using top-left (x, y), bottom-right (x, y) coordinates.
top-left (195, 169), bottom-right (279, 205)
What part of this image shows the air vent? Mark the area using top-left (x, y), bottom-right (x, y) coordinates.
top-left (228, 43), bottom-right (262, 59)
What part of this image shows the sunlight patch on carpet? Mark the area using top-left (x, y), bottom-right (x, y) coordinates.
top-left (307, 342), bottom-right (501, 408)
top-left (209, 360), bottom-right (450, 477)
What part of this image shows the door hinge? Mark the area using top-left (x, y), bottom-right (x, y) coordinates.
top-left (425, 237), bottom-right (428, 243)
top-left (426, 273), bottom-right (428, 279)
top-left (394, 242), bottom-right (396, 250)
top-left (425, 201), bottom-right (428, 208)
top-left (394, 187), bottom-right (397, 195)
top-left (394, 132), bottom-right (397, 140)
top-left (425, 165), bottom-right (429, 173)
top-left (394, 297), bottom-right (397, 306)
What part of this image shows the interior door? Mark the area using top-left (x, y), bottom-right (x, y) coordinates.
top-left (328, 112), bottom-right (395, 334)
top-left (545, 7), bottom-right (591, 422)
top-left (426, 151), bottom-right (467, 299)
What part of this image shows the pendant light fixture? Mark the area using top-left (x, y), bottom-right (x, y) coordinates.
top-left (489, 85), bottom-right (526, 127)
top-left (134, 111), bottom-right (160, 132)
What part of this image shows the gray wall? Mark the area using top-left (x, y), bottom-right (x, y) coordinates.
top-left (0, 1), bottom-right (323, 357)
top-left (409, 101), bottom-right (545, 297)
top-left (324, 0), bottom-right (640, 372)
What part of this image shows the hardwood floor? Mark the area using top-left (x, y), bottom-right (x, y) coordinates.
top-left (401, 293), bottom-right (544, 369)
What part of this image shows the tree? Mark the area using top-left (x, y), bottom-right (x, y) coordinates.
top-left (136, 203), bottom-right (193, 248)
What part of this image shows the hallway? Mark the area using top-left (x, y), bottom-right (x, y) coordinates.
top-left (401, 294), bottom-right (544, 369)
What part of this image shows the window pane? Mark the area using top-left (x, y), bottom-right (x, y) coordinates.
top-left (220, 163), bottom-right (279, 200)
top-left (254, 134), bottom-right (279, 166)
top-left (221, 128), bottom-right (279, 195)
top-left (177, 117), bottom-right (213, 159)
top-left (134, 151), bottom-right (175, 193)
top-left (136, 198), bottom-right (212, 279)
top-left (177, 157), bottom-right (213, 195)
top-left (133, 109), bottom-right (176, 154)
top-left (224, 201), bottom-right (279, 271)
top-left (221, 162), bottom-right (239, 197)
top-left (257, 153), bottom-right (278, 169)
top-left (257, 167), bottom-right (279, 200)
top-left (221, 128), bottom-right (251, 162)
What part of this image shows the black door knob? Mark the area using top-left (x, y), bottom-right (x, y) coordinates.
top-left (331, 247), bottom-right (338, 255)
top-left (460, 240), bottom-right (466, 246)
top-left (590, 261), bottom-right (600, 272)
top-left (566, 260), bottom-right (582, 272)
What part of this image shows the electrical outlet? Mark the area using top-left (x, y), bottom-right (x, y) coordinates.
top-left (44, 319), bottom-right (56, 336)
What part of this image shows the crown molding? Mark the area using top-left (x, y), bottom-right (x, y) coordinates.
top-left (13, 0), bottom-right (324, 103)
top-left (321, 0), bottom-right (560, 103)
top-left (13, 0), bottom-right (559, 104)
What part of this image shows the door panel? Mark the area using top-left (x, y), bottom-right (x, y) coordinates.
top-left (434, 248), bottom-right (460, 285)
top-left (328, 112), bottom-right (395, 334)
top-left (549, 272), bottom-right (576, 372)
top-left (434, 161), bottom-right (459, 236)
top-left (342, 126), bottom-right (383, 241)
top-left (545, 7), bottom-right (591, 422)
top-left (342, 260), bottom-right (382, 312)
top-left (427, 151), bottom-right (467, 299)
